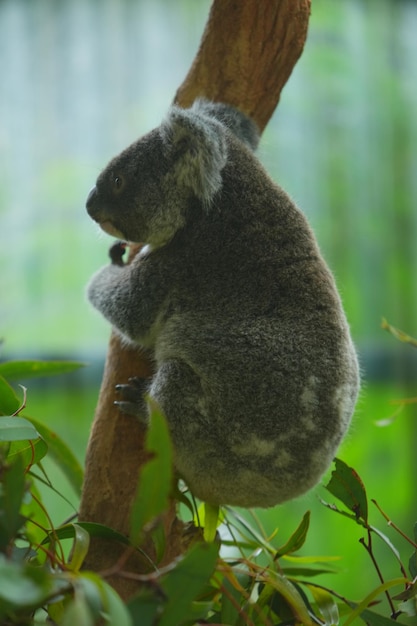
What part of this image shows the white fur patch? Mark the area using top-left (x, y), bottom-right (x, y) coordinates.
top-left (273, 449), bottom-right (292, 469)
top-left (332, 384), bottom-right (355, 430)
top-left (300, 375), bottom-right (319, 431)
top-left (232, 434), bottom-right (276, 457)
top-left (300, 375), bottom-right (318, 410)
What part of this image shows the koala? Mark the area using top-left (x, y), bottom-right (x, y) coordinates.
top-left (86, 99), bottom-right (359, 508)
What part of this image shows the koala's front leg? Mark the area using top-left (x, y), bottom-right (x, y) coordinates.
top-left (87, 241), bottom-right (165, 344)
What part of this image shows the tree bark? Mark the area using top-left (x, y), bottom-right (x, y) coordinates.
top-left (78, 0), bottom-right (311, 601)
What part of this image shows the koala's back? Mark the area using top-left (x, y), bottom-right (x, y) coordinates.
top-left (140, 138), bottom-right (359, 507)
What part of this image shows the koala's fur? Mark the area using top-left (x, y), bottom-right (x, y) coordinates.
top-left (86, 99), bottom-right (359, 508)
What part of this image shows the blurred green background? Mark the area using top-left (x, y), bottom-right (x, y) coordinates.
top-left (1, 0), bottom-right (416, 608)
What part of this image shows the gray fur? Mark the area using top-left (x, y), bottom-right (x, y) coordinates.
top-left (86, 100), bottom-right (359, 508)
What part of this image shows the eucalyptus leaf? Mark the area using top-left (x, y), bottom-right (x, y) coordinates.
top-left (157, 541), bottom-right (219, 626)
top-left (67, 524), bottom-right (90, 572)
top-left (0, 416), bottom-right (39, 442)
top-left (27, 416), bottom-right (84, 495)
top-left (342, 577), bottom-right (408, 626)
top-left (130, 404), bottom-right (173, 547)
top-left (258, 570), bottom-right (313, 626)
top-left (220, 574), bottom-right (243, 625)
top-left (306, 584), bottom-right (339, 625)
top-left (324, 458), bottom-right (368, 524)
top-left (0, 555), bottom-right (52, 607)
top-left (96, 576), bottom-right (133, 626)
top-left (0, 360), bottom-right (85, 380)
top-left (76, 573), bottom-right (105, 618)
top-left (0, 455), bottom-right (26, 550)
top-left (43, 521), bottom-right (130, 547)
top-left (7, 437), bottom-right (48, 467)
top-left (282, 566), bottom-right (337, 578)
top-left (60, 594), bottom-right (95, 626)
top-left (357, 608), bottom-right (404, 625)
top-left (275, 511), bottom-right (310, 558)
top-left (128, 590), bottom-right (162, 626)
top-left (203, 502), bottom-right (220, 542)
top-left (0, 376), bottom-right (20, 415)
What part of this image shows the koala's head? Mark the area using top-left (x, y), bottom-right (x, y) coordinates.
top-left (86, 102), bottom-right (240, 247)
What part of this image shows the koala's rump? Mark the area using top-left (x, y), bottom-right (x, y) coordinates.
top-left (151, 312), bottom-right (357, 507)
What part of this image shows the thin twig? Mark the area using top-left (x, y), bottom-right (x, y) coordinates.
top-left (359, 529), bottom-right (398, 618)
top-left (372, 499), bottom-right (417, 549)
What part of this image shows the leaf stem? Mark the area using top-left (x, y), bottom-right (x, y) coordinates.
top-left (359, 529), bottom-right (398, 618)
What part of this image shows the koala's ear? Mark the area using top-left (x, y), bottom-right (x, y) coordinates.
top-left (160, 106), bottom-right (228, 207)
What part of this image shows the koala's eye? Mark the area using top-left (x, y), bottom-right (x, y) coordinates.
top-left (112, 174), bottom-right (124, 193)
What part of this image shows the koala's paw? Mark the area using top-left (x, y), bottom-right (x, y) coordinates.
top-left (109, 241), bottom-right (128, 266)
top-left (115, 377), bottom-right (149, 423)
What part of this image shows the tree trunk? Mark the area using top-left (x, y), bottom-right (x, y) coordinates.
top-left (78, 0), bottom-right (311, 601)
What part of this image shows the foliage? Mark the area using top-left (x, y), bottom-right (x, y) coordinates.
top-left (0, 356), bottom-right (416, 625)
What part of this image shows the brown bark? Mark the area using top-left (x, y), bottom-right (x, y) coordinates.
top-left (78, 0), bottom-right (311, 600)
top-left (175, 0), bottom-right (311, 129)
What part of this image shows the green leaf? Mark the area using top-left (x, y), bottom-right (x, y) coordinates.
top-left (43, 521), bottom-right (130, 547)
top-left (157, 541), bottom-right (219, 626)
top-left (184, 600), bottom-right (216, 623)
top-left (27, 417), bottom-right (84, 495)
top-left (262, 584), bottom-right (297, 624)
top-left (76, 573), bottom-right (105, 619)
top-left (0, 360), bottom-right (85, 380)
top-left (282, 566), bottom-right (338, 578)
top-left (397, 598), bottom-right (417, 618)
top-left (48, 598), bottom-right (67, 624)
top-left (258, 571), bottom-right (313, 626)
top-left (355, 608), bottom-right (404, 625)
top-left (283, 554), bottom-right (341, 564)
top-left (130, 404), bottom-right (173, 546)
top-left (275, 511), bottom-right (310, 558)
top-left (306, 584), bottom-right (339, 625)
top-left (203, 502), bottom-right (220, 542)
top-left (7, 437), bottom-right (48, 467)
top-left (21, 482), bottom-right (50, 552)
top-left (393, 580), bottom-right (417, 600)
top-left (0, 416), bottom-right (39, 442)
top-left (0, 554), bottom-right (52, 607)
top-left (324, 458), bottom-right (368, 523)
top-left (0, 376), bottom-right (20, 415)
top-left (150, 523), bottom-right (166, 564)
top-left (128, 590), bottom-right (162, 626)
top-left (0, 455), bottom-right (26, 550)
top-left (67, 524), bottom-right (90, 572)
top-left (97, 577), bottom-right (133, 626)
top-left (220, 573), bottom-right (244, 626)
top-left (61, 594), bottom-right (95, 626)
top-left (224, 507), bottom-right (277, 555)
top-left (343, 578), bottom-right (408, 626)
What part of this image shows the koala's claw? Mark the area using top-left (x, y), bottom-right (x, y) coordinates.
top-left (116, 376), bottom-right (148, 397)
top-left (114, 377), bottom-right (149, 421)
top-left (109, 241), bottom-right (128, 266)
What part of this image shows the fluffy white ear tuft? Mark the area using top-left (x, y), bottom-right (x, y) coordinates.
top-left (160, 106), bottom-right (228, 207)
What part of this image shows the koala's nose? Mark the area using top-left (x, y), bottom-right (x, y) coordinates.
top-left (86, 186), bottom-right (98, 216)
